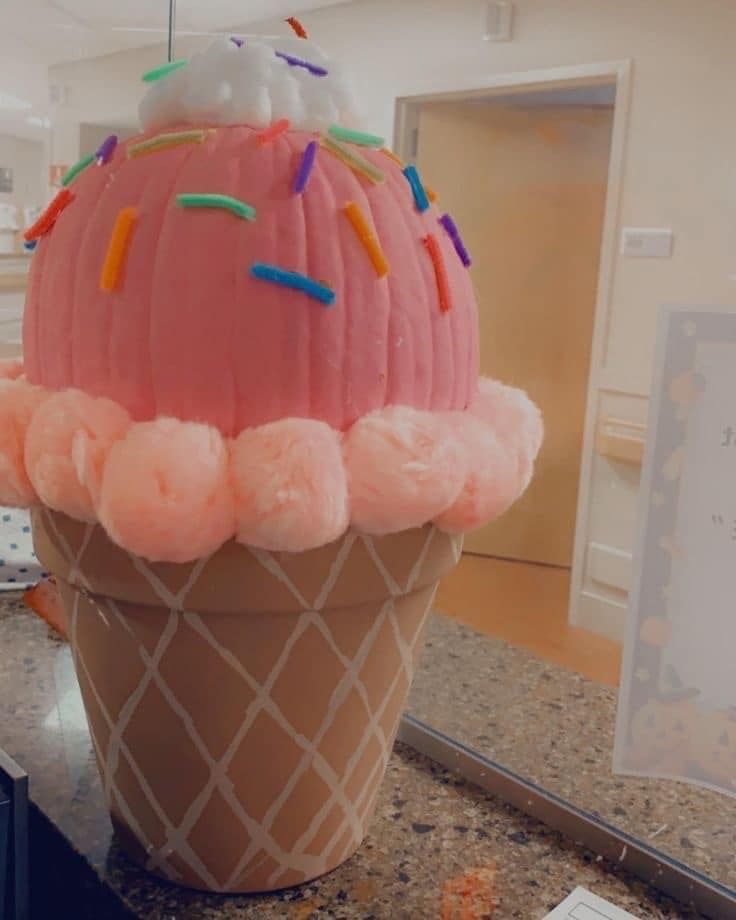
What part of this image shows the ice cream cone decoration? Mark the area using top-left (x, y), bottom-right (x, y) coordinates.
top-left (33, 507), bottom-right (461, 891)
top-left (3, 26), bottom-right (543, 893)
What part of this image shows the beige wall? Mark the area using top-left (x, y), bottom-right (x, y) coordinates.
top-left (47, 0), bottom-right (736, 639)
top-left (265, 0), bottom-right (736, 641)
top-left (79, 123), bottom-right (132, 157)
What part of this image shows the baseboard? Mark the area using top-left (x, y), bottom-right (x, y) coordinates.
top-left (576, 589), bottom-right (628, 643)
top-left (588, 542), bottom-right (632, 594)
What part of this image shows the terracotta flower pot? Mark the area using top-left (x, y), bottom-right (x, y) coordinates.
top-left (32, 506), bottom-right (461, 893)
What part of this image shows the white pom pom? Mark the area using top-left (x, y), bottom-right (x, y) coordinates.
top-left (137, 65), bottom-right (188, 129)
top-left (270, 73), bottom-right (306, 125)
top-left (180, 79), bottom-right (232, 121)
top-left (205, 36), bottom-right (235, 59)
top-left (243, 41), bottom-right (279, 78)
top-left (225, 83), bottom-right (272, 127)
top-left (139, 36), bottom-right (360, 132)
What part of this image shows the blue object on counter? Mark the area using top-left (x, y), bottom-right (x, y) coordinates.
top-left (0, 748), bottom-right (28, 920)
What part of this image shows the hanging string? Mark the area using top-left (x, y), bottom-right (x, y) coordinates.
top-left (168, 0), bottom-right (176, 62)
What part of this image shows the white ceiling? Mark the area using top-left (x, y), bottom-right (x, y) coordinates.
top-left (0, 0), bottom-right (354, 138)
top-left (2, 0), bottom-right (353, 64)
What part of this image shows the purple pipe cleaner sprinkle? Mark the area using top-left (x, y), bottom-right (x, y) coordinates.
top-left (230, 36), bottom-right (244, 47)
top-left (294, 140), bottom-right (318, 194)
top-left (275, 50), bottom-right (328, 77)
top-left (439, 213), bottom-right (472, 268)
top-left (95, 134), bottom-right (118, 165)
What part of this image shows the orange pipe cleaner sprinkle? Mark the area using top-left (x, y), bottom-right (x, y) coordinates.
top-left (423, 233), bottom-right (452, 312)
top-left (285, 16), bottom-right (308, 38)
top-left (257, 118), bottom-right (291, 145)
top-left (24, 188), bottom-right (74, 241)
top-left (380, 147), bottom-right (404, 167)
top-left (344, 202), bottom-right (390, 277)
top-left (100, 207), bottom-right (138, 292)
top-left (426, 185), bottom-right (438, 202)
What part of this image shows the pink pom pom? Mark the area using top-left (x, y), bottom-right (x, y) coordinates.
top-left (434, 414), bottom-right (522, 532)
top-left (0, 359), bottom-right (23, 380)
top-left (230, 418), bottom-right (349, 552)
top-left (343, 406), bottom-right (465, 535)
top-left (470, 378), bottom-right (543, 488)
top-left (0, 380), bottom-right (48, 506)
top-left (25, 390), bottom-right (130, 522)
top-left (98, 419), bottom-right (234, 563)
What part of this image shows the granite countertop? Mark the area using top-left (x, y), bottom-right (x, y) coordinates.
top-left (409, 615), bottom-right (736, 896)
top-left (0, 595), bottom-right (704, 919)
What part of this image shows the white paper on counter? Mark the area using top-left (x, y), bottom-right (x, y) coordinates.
top-left (544, 886), bottom-right (641, 919)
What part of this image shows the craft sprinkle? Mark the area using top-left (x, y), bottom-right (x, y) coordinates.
top-left (250, 263), bottom-right (335, 306)
top-left (24, 188), bottom-right (74, 241)
top-left (176, 193), bottom-right (256, 222)
top-left (439, 213), bottom-right (472, 267)
top-left (294, 140), bottom-right (319, 194)
top-left (61, 154), bottom-right (95, 187)
top-left (423, 233), bottom-right (452, 312)
top-left (275, 50), bottom-right (328, 77)
top-left (128, 129), bottom-right (207, 159)
top-left (95, 134), bottom-right (118, 166)
top-left (321, 135), bottom-right (384, 184)
top-left (257, 118), bottom-right (291, 145)
top-left (142, 59), bottom-right (188, 83)
top-left (100, 207), bottom-right (138, 292)
top-left (403, 164), bottom-right (430, 213)
top-left (285, 17), bottom-right (308, 39)
top-left (380, 147), bottom-right (405, 167)
top-left (344, 202), bottom-right (389, 277)
top-left (328, 125), bottom-right (385, 149)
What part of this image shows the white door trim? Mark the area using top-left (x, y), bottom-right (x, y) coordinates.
top-left (392, 58), bottom-right (634, 626)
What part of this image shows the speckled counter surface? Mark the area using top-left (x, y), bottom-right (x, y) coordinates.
top-left (409, 614), bottom-right (736, 896)
top-left (0, 596), bottom-right (706, 918)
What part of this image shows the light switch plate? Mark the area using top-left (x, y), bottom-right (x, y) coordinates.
top-left (621, 227), bottom-right (673, 258)
top-left (484, 1), bottom-right (513, 41)
top-left (544, 886), bottom-right (642, 920)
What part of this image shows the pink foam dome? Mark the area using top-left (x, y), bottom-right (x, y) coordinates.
top-left (23, 124), bottom-right (479, 436)
top-left (11, 114), bottom-right (543, 559)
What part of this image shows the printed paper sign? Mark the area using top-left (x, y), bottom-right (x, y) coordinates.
top-left (614, 307), bottom-right (736, 797)
top-left (544, 886), bottom-right (641, 920)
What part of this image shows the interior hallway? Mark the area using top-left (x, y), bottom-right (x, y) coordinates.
top-left (435, 554), bottom-right (621, 687)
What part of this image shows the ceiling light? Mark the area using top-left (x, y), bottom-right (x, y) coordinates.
top-left (0, 92), bottom-right (32, 111)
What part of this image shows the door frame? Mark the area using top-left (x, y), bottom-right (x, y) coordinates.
top-left (393, 59), bottom-right (633, 625)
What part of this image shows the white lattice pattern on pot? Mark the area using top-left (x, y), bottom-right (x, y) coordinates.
top-left (42, 506), bottom-right (460, 891)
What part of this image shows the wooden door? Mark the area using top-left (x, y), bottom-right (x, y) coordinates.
top-left (417, 101), bottom-right (612, 567)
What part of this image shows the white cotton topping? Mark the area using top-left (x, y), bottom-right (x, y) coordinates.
top-left (138, 36), bottom-right (360, 132)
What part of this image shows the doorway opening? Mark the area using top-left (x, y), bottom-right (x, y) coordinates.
top-left (395, 65), bottom-right (630, 685)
